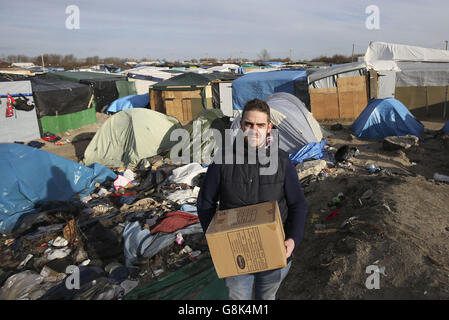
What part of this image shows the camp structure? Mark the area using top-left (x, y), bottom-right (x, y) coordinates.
top-left (231, 70), bottom-right (309, 114)
top-left (308, 42), bottom-right (449, 120)
top-left (120, 67), bottom-right (182, 95)
top-left (44, 71), bottom-right (136, 112)
top-left (0, 79), bottom-right (41, 143)
top-left (149, 72), bottom-right (239, 123)
top-left (350, 98), bottom-right (424, 140)
top-left (82, 108), bottom-right (182, 168)
top-left (231, 92), bottom-right (324, 158)
top-left (30, 77), bottom-right (96, 134)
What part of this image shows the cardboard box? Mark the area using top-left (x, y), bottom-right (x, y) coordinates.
top-left (205, 201), bottom-right (286, 279)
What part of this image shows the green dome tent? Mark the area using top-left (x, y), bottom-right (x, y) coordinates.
top-left (83, 108), bottom-right (181, 168)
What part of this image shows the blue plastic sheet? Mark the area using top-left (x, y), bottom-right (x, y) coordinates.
top-left (232, 70), bottom-right (307, 110)
top-left (105, 93), bottom-right (149, 114)
top-left (289, 139), bottom-right (328, 165)
top-left (442, 121), bottom-right (449, 134)
top-left (0, 144), bottom-right (117, 233)
top-left (350, 98), bottom-right (424, 140)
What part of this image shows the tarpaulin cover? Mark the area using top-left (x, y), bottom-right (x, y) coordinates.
top-left (105, 94), bottom-right (149, 114)
top-left (79, 78), bottom-right (120, 112)
top-left (289, 139), bottom-right (328, 165)
top-left (150, 211), bottom-right (199, 234)
top-left (232, 70), bottom-right (307, 110)
top-left (0, 144), bottom-right (117, 234)
top-left (123, 254), bottom-right (227, 300)
top-left (83, 108), bottom-right (182, 168)
top-left (30, 77), bottom-right (93, 117)
top-left (350, 98), bottom-right (424, 140)
top-left (442, 121), bottom-right (449, 134)
top-left (45, 71), bottom-right (125, 83)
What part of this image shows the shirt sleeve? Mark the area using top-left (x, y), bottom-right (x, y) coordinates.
top-left (283, 160), bottom-right (307, 247)
top-left (197, 162), bottom-right (221, 233)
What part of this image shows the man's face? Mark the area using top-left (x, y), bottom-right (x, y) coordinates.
top-left (240, 110), bottom-right (273, 148)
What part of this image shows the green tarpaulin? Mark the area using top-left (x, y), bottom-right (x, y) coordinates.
top-left (124, 254), bottom-right (228, 300)
top-left (39, 107), bottom-right (97, 134)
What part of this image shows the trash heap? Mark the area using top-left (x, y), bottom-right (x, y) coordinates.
top-left (0, 150), bottom-right (215, 300)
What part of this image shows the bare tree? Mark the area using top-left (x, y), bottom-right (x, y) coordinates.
top-left (258, 49), bottom-right (271, 61)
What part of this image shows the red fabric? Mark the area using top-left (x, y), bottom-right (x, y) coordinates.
top-left (6, 94), bottom-right (15, 117)
top-left (325, 209), bottom-right (341, 222)
top-left (150, 211), bottom-right (199, 234)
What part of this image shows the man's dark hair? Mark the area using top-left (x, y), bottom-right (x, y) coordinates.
top-left (242, 99), bottom-right (271, 122)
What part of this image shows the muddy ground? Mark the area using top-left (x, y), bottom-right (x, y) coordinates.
top-left (31, 114), bottom-right (449, 299)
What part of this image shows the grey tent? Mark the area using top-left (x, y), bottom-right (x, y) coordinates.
top-left (231, 92), bottom-right (323, 154)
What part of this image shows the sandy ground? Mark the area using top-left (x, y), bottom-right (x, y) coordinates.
top-left (32, 114), bottom-right (449, 299)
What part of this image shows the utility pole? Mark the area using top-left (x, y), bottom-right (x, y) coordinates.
top-left (351, 44), bottom-right (355, 62)
top-left (290, 49), bottom-right (292, 62)
top-left (41, 54), bottom-right (45, 72)
top-left (446, 40), bottom-right (448, 50)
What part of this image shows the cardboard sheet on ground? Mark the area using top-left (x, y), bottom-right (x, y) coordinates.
top-left (0, 144), bottom-right (116, 233)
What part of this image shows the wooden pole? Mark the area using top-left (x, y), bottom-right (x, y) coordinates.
top-left (41, 54), bottom-right (45, 73)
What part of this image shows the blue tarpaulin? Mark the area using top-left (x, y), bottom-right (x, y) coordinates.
top-left (0, 144), bottom-right (117, 233)
top-left (232, 70), bottom-right (307, 110)
top-left (350, 98), bottom-right (424, 140)
top-left (289, 139), bottom-right (328, 165)
top-left (442, 121), bottom-right (449, 134)
top-left (105, 93), bottom-right (149, 114)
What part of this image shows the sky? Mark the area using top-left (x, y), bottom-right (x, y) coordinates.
top-left (1, 0), bottom-right (448, 61)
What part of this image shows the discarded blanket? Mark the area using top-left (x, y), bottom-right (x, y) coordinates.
top-left (150, 211), bottom-right (199, 235)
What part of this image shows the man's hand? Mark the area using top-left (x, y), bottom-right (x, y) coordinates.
top-left (284, 238), bottom-right (295, 258)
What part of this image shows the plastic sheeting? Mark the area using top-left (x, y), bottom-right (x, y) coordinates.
top-left (31, 77), bottom-right (93, 117)
top-left (104, 94), bottom-right (149, 114)
top-left (365, 42), bottom-right (449, 64)
top-left (350, 98), bottom-right (424, 140)
top-left (289, 139), bottom-right (328, 165)
top-left (232, 70), bottom-right (307, 110)
top-left (123, 254), bottom-right (227, 300)
top-left (0, 144), bottom-right (116, 234)
top-left (442, 121), bottom-right (449, 134)
top-left (395, 62), bottom-right (449, 87)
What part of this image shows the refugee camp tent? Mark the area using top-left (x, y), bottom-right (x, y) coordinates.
top-left (45, 71), bottom-right (135, 112)
top-left (308, 42), bottom-right (449, 120)
top-left (30, 77), bottom-right (96, 133)
top-left (120, 67), bottom-right (182, 95)
top-left (104, 94), bottom-right (149, 114)
top-left (149, 72), bottom-right (236, 122)
top-left (0, 80), bottom-right (41, 143)
top-left (232, 70), bottom-right (308, 112)
top-left (350, 98), bottom-right (424, 140)
top-left (83, 108), bottom-right (182, 168)
top-left (230, 92), bottom-right (324, 157)
top-left (0, 143), bottom-right (116, 234)
top-left (175, 109), bottom-right (230, 164)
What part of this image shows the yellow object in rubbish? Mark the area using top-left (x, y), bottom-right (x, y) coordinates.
top-left (311, 214), bottom-right (320, 223)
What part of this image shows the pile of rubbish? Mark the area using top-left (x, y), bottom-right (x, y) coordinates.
top-left (0, 145), bottom-right (220, 300)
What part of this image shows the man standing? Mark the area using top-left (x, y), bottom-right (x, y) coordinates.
top-left (197, 99), bottom-right (307, 300)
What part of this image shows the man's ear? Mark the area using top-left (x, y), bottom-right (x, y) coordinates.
top-left (267, 122), bottom-right (273, 134)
